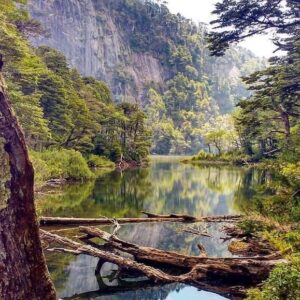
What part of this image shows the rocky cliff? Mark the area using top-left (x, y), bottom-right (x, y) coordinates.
top-left (28, 0), bottom-right (263, 108)
top-left (28, 0), bottom-right (165, 104)
top-left (27, 0), bottom-right (265, 154)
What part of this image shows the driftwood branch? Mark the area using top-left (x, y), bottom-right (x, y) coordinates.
top-left (79, 226), bottom-right (286, 266)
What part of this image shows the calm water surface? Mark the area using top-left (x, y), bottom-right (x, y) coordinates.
top-left (37, 156), bottom-right (264, 300)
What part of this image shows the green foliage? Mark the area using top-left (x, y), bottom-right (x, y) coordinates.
top-left (0, 0), bottom-right (151, 185)
top-left (247, 261), bottom-right (300, 300)
top-left (208, 0), bottom-right (299, 56)
top-left (94, 0), bottom-right (265, 155)
top-left (238, 217), bottom-right (277, 236)
top-left (208, 0), bottom-right (300, 169)
top-left (30, 149), bottom-right (95, 183)
top-left (281, 162), bottom-right (300, 187)
top-left (87, 155), bottom-right (115, 169)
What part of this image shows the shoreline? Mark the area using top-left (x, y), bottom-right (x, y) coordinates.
top-left (35, 159), bottom-right (150, 192)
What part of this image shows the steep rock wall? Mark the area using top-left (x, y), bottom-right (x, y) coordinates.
top-left (28, 0), bottom-right (165, 104)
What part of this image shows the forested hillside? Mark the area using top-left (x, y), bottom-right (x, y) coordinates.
top-left (0, 0), bottom-right (151, 184)
top-left (28, 0), bottom-right (265, 154)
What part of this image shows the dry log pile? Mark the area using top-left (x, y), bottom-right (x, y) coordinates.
top-left (39, 213), bottom-right (288, 299)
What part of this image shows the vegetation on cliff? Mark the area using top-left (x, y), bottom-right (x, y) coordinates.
top-left (0, 0), bottom-right (151, 184)
top-left (104, 0), bottom-right (266, 154)
top-left (28, 0), bottom-right (266, 155)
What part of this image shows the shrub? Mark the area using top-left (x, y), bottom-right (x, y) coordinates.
top-left (193, 150), bottom-right (214, 161)
top-left (247, 261), bottom-right (300, 300)
top-left (87, 155), bottom-right (115, 169)
top-left (238, 216), bottom-right (276, 236)
top-left (30, 151), bottom-right (51, 187)
top-left (281, 162), bottom-right (300, 188)
top-left (30, 149), bottom-right (94, 183)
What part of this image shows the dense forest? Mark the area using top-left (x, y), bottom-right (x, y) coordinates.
top-left (29, 0), bottom-right (266, 155)
top-left (0, 0), bottom-right (267, 184)
top-left (0, 0), bottom-right (152, 184)
top-left (187, 1), bottom-right (300, 298)
top-left (101, 0), bottom-right (266, 154)
top-left (190, 0), bottom-right (300, 184)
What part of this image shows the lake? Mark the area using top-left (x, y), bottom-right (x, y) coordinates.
top-left (37, 156), bottom-right (264, 300)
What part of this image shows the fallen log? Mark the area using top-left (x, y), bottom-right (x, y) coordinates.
top-left (141, 211), bottom-right (197, 221)
top-left (79, 226), bottom-right (287, 274)
top-left (40, 229), bottom-right (288, 299)
top-left (142, 211), bottom-right (242, 222)
top-left (39, 214), bottom-right (242, 226)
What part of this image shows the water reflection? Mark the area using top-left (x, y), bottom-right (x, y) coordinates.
top-left (38, 157), bottom-right (267, 300)
top-left (37, 157), bottom-right (247, 218)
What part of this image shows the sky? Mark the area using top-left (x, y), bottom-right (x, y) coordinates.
top-left (167, 0), bottom-right (276, 58)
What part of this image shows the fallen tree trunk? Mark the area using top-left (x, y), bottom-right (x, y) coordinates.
top-left (142, 211), bottom-right (241, 221)
top-left (39, 214), bottom-right (242, 226)
top-left (79, 226), bottom-right (287, 275)
top-left (40, 226), bottom-right (288, 299)
top-left (41, 229), bottom-right (245, 298)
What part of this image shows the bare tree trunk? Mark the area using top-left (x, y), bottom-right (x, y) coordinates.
top-left (281, 111), bottom-right (291, 140)
top-left (0, 69), bottom-right (56, 299)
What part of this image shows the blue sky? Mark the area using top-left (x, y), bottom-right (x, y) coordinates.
top-left (167, 0), bottom-right (276, 58)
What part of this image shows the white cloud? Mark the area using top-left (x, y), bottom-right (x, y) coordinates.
top-left (166, 0), bottom-right (276, 57)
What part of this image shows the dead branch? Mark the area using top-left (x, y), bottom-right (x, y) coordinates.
top-left (99, 216), bottom-right (121, 236)
top-left (182, 225), bottom-right (212, 237)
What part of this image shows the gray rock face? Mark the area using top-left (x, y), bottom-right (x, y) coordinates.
top-left (28, 0), bottom-right (165, 104)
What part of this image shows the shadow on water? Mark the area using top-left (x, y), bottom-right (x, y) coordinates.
top-left (37, 156), bottom-right (271, 300)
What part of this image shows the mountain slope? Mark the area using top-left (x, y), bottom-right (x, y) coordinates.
top-left (28, 0), bottom-right (265, 154)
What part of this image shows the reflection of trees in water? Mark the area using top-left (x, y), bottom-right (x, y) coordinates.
top-left (37, 161), bottom-right (249, 218)
top-left (234, 168), bottom-right (290, 221)
top-left (92, 168), bottom-right (152, 217)
top-left (233, 168), bottom-right (276, 213)
top-left (46, 252), bottom-right (76, 293)
top-left (42, 161), bottom-right (251, 299)
top-left (37, 168), bottom-right (152, 218)
top-left (143, 163), bottom-right (244, 216)
top-left (36, 180), bottom-right (96, 217)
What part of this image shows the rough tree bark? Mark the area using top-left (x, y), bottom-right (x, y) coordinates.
top-left (0, 63), bottom-right (56, 299)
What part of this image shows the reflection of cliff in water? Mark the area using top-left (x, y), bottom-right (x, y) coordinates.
top-left (50, 254), bottom-right (228, 300)
top-left (116, 222), bottom-right (232, 257)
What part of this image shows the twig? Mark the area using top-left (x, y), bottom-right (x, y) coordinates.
top-left (100, 215), bottom-right (121, 237)
top-left (182, 225), bottom-right (212, 238)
